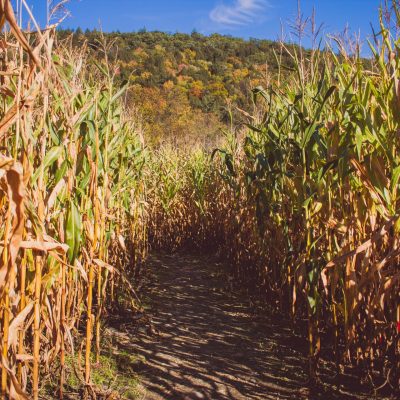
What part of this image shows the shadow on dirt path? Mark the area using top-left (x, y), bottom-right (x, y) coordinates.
top-left (108, 253), bottom-right (383, 400)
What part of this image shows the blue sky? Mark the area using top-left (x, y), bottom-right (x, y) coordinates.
top-left (23, 1), bottom-right (381, 45)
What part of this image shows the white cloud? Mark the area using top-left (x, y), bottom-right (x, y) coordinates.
top-left (209, 0), bottom-right (267, 27)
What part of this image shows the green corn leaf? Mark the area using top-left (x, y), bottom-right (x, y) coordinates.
top-left (32, 146), bottom-right (64, 183)
top-left (390, 165), bottom-right (400, 201)
top-left (66, 200), bottom-right (82, 264)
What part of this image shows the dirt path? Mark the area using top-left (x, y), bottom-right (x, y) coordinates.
top-left (108, 253), bottom-right (382, 400)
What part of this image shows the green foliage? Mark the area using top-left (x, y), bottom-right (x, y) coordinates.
top-left (57, 29), bottom-right (300, 145)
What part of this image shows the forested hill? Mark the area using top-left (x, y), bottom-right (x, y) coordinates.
top-left (58, 29), bottom-right (297, 145)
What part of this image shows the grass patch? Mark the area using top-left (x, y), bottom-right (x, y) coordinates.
top-left (41, 344), bottom-right (143, 399)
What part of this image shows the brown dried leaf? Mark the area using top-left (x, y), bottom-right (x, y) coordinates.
top-left (0, 157), bottom-right (25, 298)
top-left (8, 303), bottom-right (34, 349)
top-left (20, 240), bottom-right (68, 254)
top-left (0, 0), bottom-right (40, 65)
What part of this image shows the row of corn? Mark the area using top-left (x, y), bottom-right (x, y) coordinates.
top-left (0, 2), bottom-right (147, 398)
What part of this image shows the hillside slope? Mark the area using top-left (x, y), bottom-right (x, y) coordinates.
top-left (59, 30), bottom-right (298, 145)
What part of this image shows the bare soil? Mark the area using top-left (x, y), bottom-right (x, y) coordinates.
top-left (107, 253), bottom-right (393, 400)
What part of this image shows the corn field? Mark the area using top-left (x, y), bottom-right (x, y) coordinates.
top-left (0, 1), bottom-right (147, 398)
top-left (0, 0), bottom-right (399, 398)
